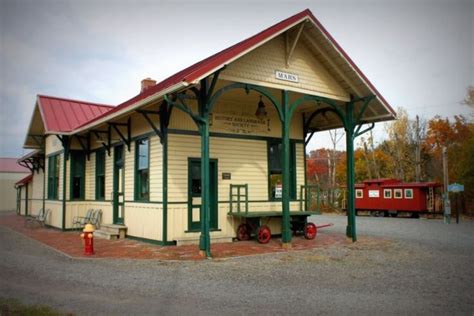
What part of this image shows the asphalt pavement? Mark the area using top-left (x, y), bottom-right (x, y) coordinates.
top-left (1, 214), bottom-right (473, 315)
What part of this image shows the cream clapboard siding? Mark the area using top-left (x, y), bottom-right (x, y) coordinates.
top-left (120, 134), bottom-right (163, 240)
top-left (45, 201), bottom-right (62, 228)
top-left (85, 153), bottom-right (95, 200)
top-left (167, 134), bottom-right (305, 241)
top-left (45, 135), bottom-right (63, 155)
top-left (124, 203), bottom-right (162, 241)
top-left (29, 169), bottom-right (44, 216)
top-left (57, 153), bottom-right (64, 201)
top-left (221, 33), bottom-right (350, 101)
top-left (105, 148), bottom-right (113, 199)
top-left (295, 142), bottom-right (305, 200)
top-left (124, 142), bottom-right (134, 201)
top-left (149, 135), bottom-right (163, 201)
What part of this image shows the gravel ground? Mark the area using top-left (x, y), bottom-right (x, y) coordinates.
top-left (1, 214), bottom-right (473, 315)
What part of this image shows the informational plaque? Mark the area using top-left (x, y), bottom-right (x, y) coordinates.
top-left (210, 112), bottom-right (270, 135)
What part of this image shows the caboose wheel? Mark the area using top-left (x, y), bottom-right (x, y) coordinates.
top-left (236, 223), bottom-right (251, 241)
top-left (304, 222), bottom-right (317, 240)
top-left (257, 225), bottom-right (271, 244)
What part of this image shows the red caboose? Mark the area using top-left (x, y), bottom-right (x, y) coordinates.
top-left (354, 179), bottom-right (442, 217)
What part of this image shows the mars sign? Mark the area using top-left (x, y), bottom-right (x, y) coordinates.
top-left (275, 70), bottom-right (299, 83)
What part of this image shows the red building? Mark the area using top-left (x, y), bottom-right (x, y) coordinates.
top-left (354, 179), bottom-right (442, 217)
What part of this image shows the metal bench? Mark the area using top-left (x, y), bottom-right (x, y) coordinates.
top-left (73, 209), bottom-right (94, 228)
top-left (228, 184), bottom-right (321, 243)
top-left (25, 208), bottom-right (50, 227)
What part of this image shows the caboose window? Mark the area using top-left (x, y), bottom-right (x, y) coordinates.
top-left (384, 189), bottom-right (392, 199)
top-left (394, 189), bottom-right (402, 199)
top-left (404, 189), bottom-right (413, 199)
top-left (356, 189), bottom-right (363, 198)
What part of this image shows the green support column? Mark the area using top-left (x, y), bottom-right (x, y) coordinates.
top-left (344, 103), bottom-right (357, 241)
top-left (281, 90), bottom-right (292, 245)
top-left (199, 79), bottom-right (212, 257)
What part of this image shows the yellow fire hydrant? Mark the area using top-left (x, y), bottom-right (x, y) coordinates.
top-left (80, 224), bottom-right (95, 255)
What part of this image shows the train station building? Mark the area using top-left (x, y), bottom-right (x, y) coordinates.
top-left (18, 9), bottom-right (395, 256)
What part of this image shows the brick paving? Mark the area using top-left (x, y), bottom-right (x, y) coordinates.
top-left (0, 213), bottom-right (350, 260)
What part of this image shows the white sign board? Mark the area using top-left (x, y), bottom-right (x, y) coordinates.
top-left (275, 71), bottom-right (299, 83)
top-left (275, 185), bottom-right (282, 199)
top-left (368, 190), bottom-right (380, 198)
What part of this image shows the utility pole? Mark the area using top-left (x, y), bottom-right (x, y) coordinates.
top-left (442, 146), bottom-right (451, 224)
top-left (415, 115), bottom-right (421, 182)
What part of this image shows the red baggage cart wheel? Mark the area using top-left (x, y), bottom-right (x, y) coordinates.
top-left (257, 225), bottom-right (271, 244)
top-left (304, 222), bottom-right (317, 240)
top-left (236, 223), bottom-right (251, 241)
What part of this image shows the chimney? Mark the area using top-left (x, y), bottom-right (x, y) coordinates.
top-left (141, 77), bottom-right (157, 93)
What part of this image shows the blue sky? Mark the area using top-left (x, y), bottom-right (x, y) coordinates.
top-left (1, 0), bottom-right (472, 157)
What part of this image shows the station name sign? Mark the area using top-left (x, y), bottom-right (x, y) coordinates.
top-left (275, 70), bottom-right (299, 83)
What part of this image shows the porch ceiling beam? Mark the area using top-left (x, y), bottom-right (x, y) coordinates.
top-left (286, 22), bottom-right (305, 68)
top-left (18, 161), bottom-right (33, 172)
top-left (108, 117), bottom-right (131, 151)
top-left (55, 135), bottom-right (70, 160)
top-left (137, 109), bottom-right (163, 140)
top-left (74, 134), bottom-right (91, 160)
top-left (92, 129), bottom-right (111, 156)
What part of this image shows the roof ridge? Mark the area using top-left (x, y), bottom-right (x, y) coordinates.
top-left (37, 94), bottom-right (115, 108)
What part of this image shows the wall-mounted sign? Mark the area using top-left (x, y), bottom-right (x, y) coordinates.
top-left (275, 70), bottom-right (299, 83)
top-left (222, 173), bottom-right (231, 180)
top-left (368, 190), bottom-right (380, 198)
top-left (210, 112), bottom-right (270, 135)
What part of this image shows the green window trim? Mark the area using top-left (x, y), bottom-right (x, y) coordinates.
top-left (135, 137), bottom-right (150, 201)
top-left (267, 140), bottom-right (297, 201)
top-left (47, 154), bottom-right (60, 200)
top-left (70, 151), bottom-right (86, 200)
top-left (95, 149), bottom-right (106, 200)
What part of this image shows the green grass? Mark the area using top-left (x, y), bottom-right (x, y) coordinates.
top-left (0, 298), bottom-right (67, 316)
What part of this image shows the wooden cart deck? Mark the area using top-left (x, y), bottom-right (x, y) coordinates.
top-left (228, 211), bottom-right (319, 218)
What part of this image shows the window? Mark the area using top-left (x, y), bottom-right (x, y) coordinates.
top-left (70, 151), bottom-right (85, 200)
top-left (384, 189), bottom-right (392, 199)
top-left (268, 141), bottom-right (296, 200)
top-left (404, 188), bottom-right (413, 199)
top-left (394, 189), bottom-right (403, 199)
top-left (135, 138), bottom-right (149, 200)
top-left (95, 150), bottom-right (105, 200)
top-left (356, 189), bottom-right (363, 199)
top-left (47, 154), bottom-right (59, 200)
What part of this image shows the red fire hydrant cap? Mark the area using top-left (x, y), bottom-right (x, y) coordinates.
top-left (83, 224), bottom-right (95, 233)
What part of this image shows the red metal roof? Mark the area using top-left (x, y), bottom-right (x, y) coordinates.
top-left (76, 8), bottom-right (394, 131)
top-left (37, 95), bottom-right (114, 133)
top-left (0, 158), bottom-right (31, 173)
top-left (357, 179), bottom-right (441, 188)
top-left (381, 182), bottom-right (441, 188)
top-left (15, 174), bottom-right (33, 187)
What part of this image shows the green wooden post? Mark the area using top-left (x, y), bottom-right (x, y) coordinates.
top-left (344, 102), bottom-right (357, 241)
top-left (199, 79), bottom-right (212, 257)
top-left (281, 90), bottom-right (292, 245)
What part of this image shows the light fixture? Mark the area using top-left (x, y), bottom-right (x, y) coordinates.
top-left (255, 95), bottom-right (267, 120)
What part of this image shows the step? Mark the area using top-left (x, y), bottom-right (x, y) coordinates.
top-left (176, 236), bottom-right (233, 246)
top-left (94, 229), bottom-right (119, 240)
top-left (99, 224), bottom-right (127, 238)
